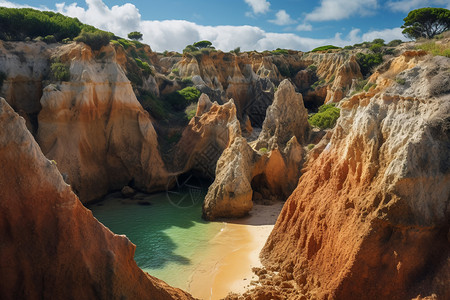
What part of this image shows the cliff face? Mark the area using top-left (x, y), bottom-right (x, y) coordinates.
top-left (0, 98), bottom-right (193, 300)
top-left (203, 80), bottom-right (309, 220)
top-left (261, 52), bottom-right (450, 299)
top-left (36, 43), bottom-right (169, 202)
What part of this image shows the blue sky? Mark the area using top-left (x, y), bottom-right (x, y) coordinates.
top-left (1, 0), bottom-right (449, 52)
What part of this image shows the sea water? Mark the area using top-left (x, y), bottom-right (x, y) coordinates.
top-left (89, 190), bottom-right (224, 291)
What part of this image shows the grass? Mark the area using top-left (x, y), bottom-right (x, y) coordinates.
top-left (308, 103), bottom-right (340, 129)
top-left (416, 41), bottom-right (450, 58)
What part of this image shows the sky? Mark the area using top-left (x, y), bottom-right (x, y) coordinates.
top-left (1, 0), bottom-right (449, 52)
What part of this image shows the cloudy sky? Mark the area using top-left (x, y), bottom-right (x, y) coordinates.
top-left (1, 0), bottom-right (449, 52)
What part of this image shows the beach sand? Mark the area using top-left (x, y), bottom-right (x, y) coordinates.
top-left (187, 202), bottom-right (284, 300)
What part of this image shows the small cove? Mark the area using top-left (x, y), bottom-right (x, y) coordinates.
top-left (89, 190), bottom-right (224, 291)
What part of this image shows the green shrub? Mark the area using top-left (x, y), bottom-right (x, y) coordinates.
top-left (171, 68), bottom-right (179, 75)
top-left (311, 45), bottom-right (340, 52)
top-left (258, 147), bottom-right (268, 154)
top-left (134, 58), bottom-right (152, 76)
top-left (43, 35), bottom-right (56, 44)
top-left (181, 77), bottom-right (193, 85)
top-left (370, 43), bottom-right (383, 53)
top-left (127, 31), bottom-right (142, 41)
top-left (271, 48), bottom-right (289, 55)
top-left (307, 144), bottom-right (315, 150)
top-left (311, 79), bottom-right (325, 90)
top-left (165, 86), bottom-right (201, 110)
top-left (50, 62), bottom-right (70, 81)
top-left (343, 45), bottom-right (354, 50)
top-left (387, 39), bottom-right (403, 47)
top-left (308, 103), bottom-right (340, 129)
top-left (363, 82), bottom-right (376, 91)
top-left (356, 52), bottom-right (383, 76)
top-left (396, 78), bottom-right (406, 85)
top-left (74, 29), bottom-right (112, 51)
top-left (351, 79), bottom-right (368, 95)
top-left (0, 7), bottom-right (85, 41)
top-left (231, 46), bottom-right (241, 54)
top-left (307, 64), bottom-right (317, 72)
top-left (185, 103), bottom-right (197, 120)
top-left (372, 38), bottom-right (385, 45)
top-left (139, 91), bottom-right (168, 120)
top-left (193, 40), bottom-right (212, 49)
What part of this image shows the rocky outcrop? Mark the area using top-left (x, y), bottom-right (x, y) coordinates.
top-left (171, 94), bottom-right (240, 179)
top-left (0, 98), bottom-right (194, 300)
top-left (202, 137), bottom-right (255, 219)
top-left (261, 52), bottom-right (450, 299)
top-left (37, 43), bottom-right (169, 202)
top-left (203, 80), bottom-right (309, 220)
top-left (0, 41), bottom-right (53, 133)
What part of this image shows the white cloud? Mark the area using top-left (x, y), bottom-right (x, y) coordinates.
top-left (306, 0), bottom-right (378, 21)
top-left (0, 0), bottom-right (48, 9)
top-left (1, 0), bottom-right (408, 52)
top-left (387, 0), bottom-right (450, 13)
top-left (269, 10), bottom-right (296, 26)
top-left (244, 0), bottom-right (270, 15)
top-left (362, 27), bottom-right (407, 43)
top-left (296, 23), bottom-right (313, 31)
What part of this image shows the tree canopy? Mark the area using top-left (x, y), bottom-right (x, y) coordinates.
top-left (193, 40), bottom-right (213, 49)
top-left (401, 7), bottom-right (450, 39)
top-left (128, 31), bottom-right (143, 41)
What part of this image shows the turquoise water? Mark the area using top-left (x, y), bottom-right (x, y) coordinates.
top-left (89, 191), bottom-right (223, 290)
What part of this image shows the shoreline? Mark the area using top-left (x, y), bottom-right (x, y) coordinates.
top-left (187, 202), bottom-right (284, 300)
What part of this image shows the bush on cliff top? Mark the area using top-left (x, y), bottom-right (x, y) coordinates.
top-left (0, 7), bottom-right (93, 41)
top-left (74, 29), bottom-right (113, 51)
top-left (311, 45), bottom-right (341, 52)
top-left (308, 103), bottom-right (340, 129)
top-left (165, 87), bottom-right (201, 110)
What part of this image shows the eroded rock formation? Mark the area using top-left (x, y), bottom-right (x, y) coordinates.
top-left (203, 80), bottom-right (309, 220)
top-left (37, 43), bottom-right (169, 202)
top-left (172, 94), bottom-right (240, 179)
top-left (0, 98), bottom-right (193, 300)
top-left (260, 52), bottom-right (450, 299)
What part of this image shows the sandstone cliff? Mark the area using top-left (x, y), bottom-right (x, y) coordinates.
top-left (36, 43), bottom-right (169, 202)
top-left (260, 52), bottom-right (450, 299)
top-left (0, 98), bottom-right (194, 300)
top-left (203, 80), bottom-right (309, 220)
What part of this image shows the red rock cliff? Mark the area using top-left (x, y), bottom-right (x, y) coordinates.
top-left (261, 53), bottom-right (450, 299)
top-left (0, 98), bottom-right (193, 300)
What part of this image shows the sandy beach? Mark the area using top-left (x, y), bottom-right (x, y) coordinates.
top-left (187, 202), bottom-right (284, 300)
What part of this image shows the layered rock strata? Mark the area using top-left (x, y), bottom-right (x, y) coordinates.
top-left (0, 98), bottom-right (193, 300)
top-left (37, 43), bottom-right (169, 202)
top-left (261, 52), bottom-right (450, 299)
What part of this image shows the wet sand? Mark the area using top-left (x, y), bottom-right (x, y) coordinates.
top-left (187, 202), bottom-right (284, 300)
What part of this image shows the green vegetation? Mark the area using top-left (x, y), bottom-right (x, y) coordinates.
top-left (171, 68), bottom-right (179, 75)
top-left (50, 61), bottom-right (70, 81)
top-left (134, 58), bottom-right (152, 76)
top-left (114, 38), bottom-right (132, 49)
top-left (308, 103), bottom-right (340, 130)
top-left (128, 31), bottom-right (143, 41)
top-left (184, 103), bottom-right (197, 120)
top-left (307, 65), bottom-right (317, 72)
top-left (181, 77), bottom-right (193, 85)
top-left (43, 35), bottom-right (56, 44)
top-left (0, 7), bottom-right (88, 41)
top-left (231, 47), bottom-right (241, 54)
top-left (271, 48), bottom-right (289, 55)
top-left (401, 8), bottom-right (450, 40)
top-left (396, 78), bottom-right (406, 85)
top-left (311, 45), bottom-right (340, 52)
top-left (193, 40), bottom-right (213, 49)
top-left (307, 144), bottom-right (315, 150)
top-left (311, 79), bottom-right (325, 90)
top-left (74, 29), bottom-right (113, 51)
top-left (372, 38), bottom-right (385, 45)
top-left (387, 39), bottom-right (403, 47)
top-left (258, 147), bottom-right (268, 154)
top-left (356, 52), bottom-right (383, 76)
top-left (165, 86), bottom-right (201, 110)
top-left (416, 40), bottom-right (450, 57)
top-left (351, 79), bottom-right (368, 95)
top-left (139, 91), bottom-right (168, 120)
